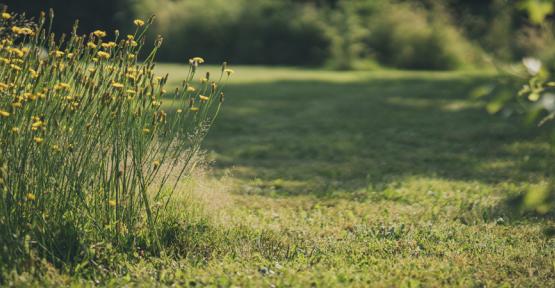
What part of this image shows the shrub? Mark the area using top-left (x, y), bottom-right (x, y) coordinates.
top-left (364, 2), bottom-right (482, 70)
top-left (132, 0), bottom-right (332, 66)
top-left (0, 9), bottom-right (229, 270)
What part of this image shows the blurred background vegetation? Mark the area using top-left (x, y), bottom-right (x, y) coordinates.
top-left (3, 0), bottom-right (555, 70)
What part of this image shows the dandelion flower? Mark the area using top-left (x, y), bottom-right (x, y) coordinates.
top-left (52, 50), bottom-right (64, 58)
top-left (9, 48), bottom-right (24, 57)
top-left (186, 86), bottom-right (196, 93)
top-left (10, 64), bottom-right (21, 71)
top-left (224, 69), bottom-right (234, 76)
top-left (190, 107), bottom-right (199, 112)
top-left (26, 193), bottom-right (36, 201)
top-left (112, 82), bottom-right (124, 89)
top-left (87, 42), bottom-right (97, 49)
top-left (153, 160), bottom-right (160, 168)
top-left (133, 19), bottom-right (145, 27)
top-left (31, 120), bottom-right (44, 130)
top-left (33, 137), bottom-right (44, 144)
top-left (142, 128), bottom-right (150, 134)
top-left (93, 30), bottom-right (107, 38)
top-left (0, 110), bottom-right (10, 117)
top-left (12, 26), bottom-right (33, 35)
top-left (199, 95), bottom-right (209, 101)
top-left (176, 109), bottom-right (183, 113)
top-left (29, 68), bottom-right (38, 78)
top-left (109, 199), bottom-right (117, 207)
top-left (101, 42), bottom-right (117, 49)
top-left (97, 51), bottom-right (110, 59)
top-left (189, 57), bottom-right (204, 65)
top-left (11, 127), bottom-right (19, 133)
top-left (54, 82), bottom-right (71, 90)
top-left (2, 12), bottom-right (11, 19)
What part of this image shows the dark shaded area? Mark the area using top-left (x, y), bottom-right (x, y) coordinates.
top-left (3, 0), bottom-right (550, 68)
top-left (197, 76), bottom-right (554, 197)
top-left (2, 0), bottom-right (130, 36)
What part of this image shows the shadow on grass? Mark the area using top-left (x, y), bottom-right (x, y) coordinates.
top-left (167, 75), bottom-right (555, 198)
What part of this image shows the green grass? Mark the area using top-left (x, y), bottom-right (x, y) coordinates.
top-left (9, 65), bottom-right (555, 286)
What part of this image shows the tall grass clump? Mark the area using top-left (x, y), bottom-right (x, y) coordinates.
top-left (0, 9), bottom-right (231, 271)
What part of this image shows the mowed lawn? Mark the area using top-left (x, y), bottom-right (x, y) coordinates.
top-left (135, 65), bottom-right (555, 287)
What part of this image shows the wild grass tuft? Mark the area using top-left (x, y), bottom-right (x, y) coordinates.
top-left (0, 9), bottom-right (230, 272)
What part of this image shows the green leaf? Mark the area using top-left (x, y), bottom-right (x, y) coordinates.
top-left (518, 0), bottom-right (554, 24)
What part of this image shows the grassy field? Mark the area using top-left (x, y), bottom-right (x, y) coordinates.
top-left (17, 66), bottom-right (555, 286)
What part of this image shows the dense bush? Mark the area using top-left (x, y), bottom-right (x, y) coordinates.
top-left (130, 0), bottom-right (486, 70)
top-left (133, 0), bottom-right (331, 66)
top-left (0, 10), bottom-right (229, 271)
top-left (362, 2), bottom-right (482, 70)
top-left (10, 0), bottom-right (555, 70)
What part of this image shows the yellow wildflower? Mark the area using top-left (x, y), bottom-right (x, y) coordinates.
top-left (199, 95), bottom-right (209, 101)
top-left (11, 127), bottom-right (19, 133)
top-left (9, 48), bottom-right (24, 57)
top-left (87, 42), bottom-right (97, 49)
top-left (66, 53), bottom-right (74, 59)
top-left (109, 199), bottom-right (117, 207)
top-left (101, 41), bottom-right (116, 49)
top-left (0, 82), bottom-right (8, 90)
top-left (186, 86), bottom-right (196, 93)
top-left (126, 73), bottom-right (136, 80)
top-left (224, 69), bottom-right (234, 76)
top-left (31, 120), bottom-right (44, 131)
top-left (190, 107), bottom-right (199, 112)
top-left (112, 82), bottom-right (124, 89)
top-left (93, 30), bottom-right (107, 38)
top-left (153, 160), bottom-right (160, 168)
top-left (52, 50), bottom-right (64, 58)
top-left (97, 51), bottom-right (110, 59)
top-left (29, 68), bottom-right (38, 78)
top-left (54, 82), bottom-right (70, 91)
top-left (176, 109), bottom-right (183, 113)
top-left (0, 110), bottom-right (9, 117)
top-left (33, 137), bottom-right (43, 144)
top-left (133, 19), bottom-right (145, 27)
top-left (2, 12), bottom-right (11, 19)
top-left (21, 28), bottom-right (34, 35)
top-left (12, 26), bottom-right (33, 35)
top-left (11, 102), bottom-right (22, 108)
top-left (142, 128), bottom-right (150, 134)
top-left (26, 193), bottom-right (36, 201)
top-left (189, 57), bottom-right (205, 65)
top-left (10, 64), bottom-right (21, 71)
top-left (127, 34), bottom-right (134, 40)
top-left (128, 53), bottom-right (135, 60)
top-left (0, 57), bottom-right (9, 64)
top-left (126, 89), bottom-right (136, 94)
